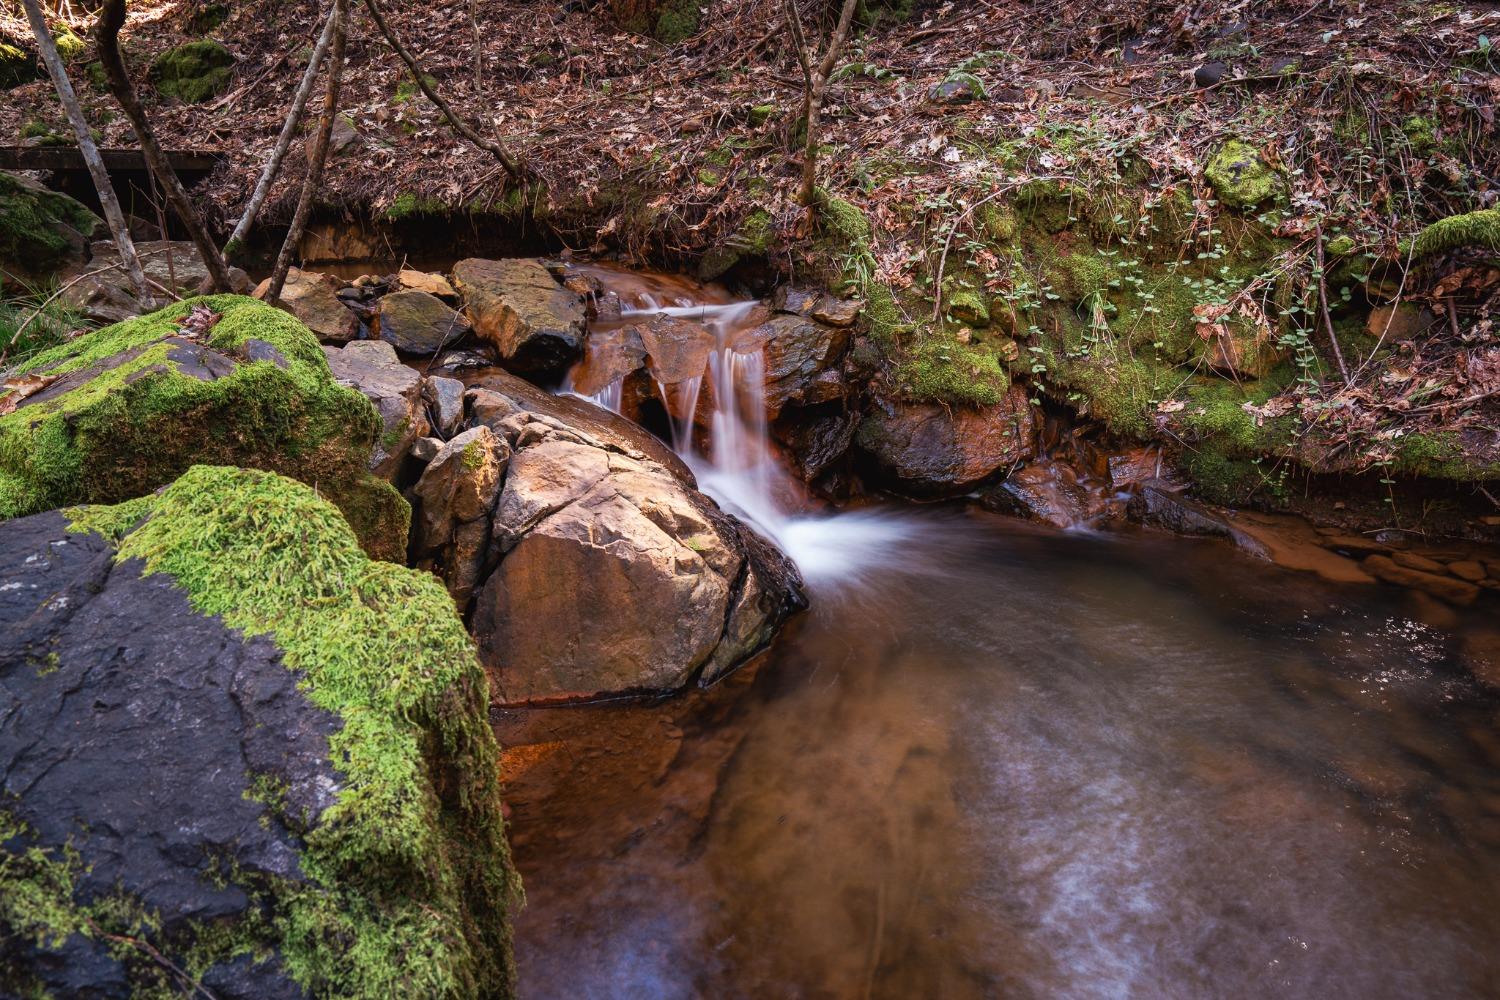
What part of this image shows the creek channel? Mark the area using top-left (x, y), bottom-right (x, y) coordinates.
top-left (466, 263), bottom-right (1500, 999)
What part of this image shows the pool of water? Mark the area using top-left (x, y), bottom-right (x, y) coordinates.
top-left (496, 508), bottom-right (1500, 999)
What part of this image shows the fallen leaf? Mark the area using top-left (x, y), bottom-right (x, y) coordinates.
top-left (0, 373), bottom-right (59, 416)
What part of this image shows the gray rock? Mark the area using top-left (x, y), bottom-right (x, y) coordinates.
top-left (451, 258), bottom-right (585, 375)
top-left (322, 340), bottom-right (430, 478)
top-left (377, 289), bottom-right (472, 356)
top-left (423, 375), bottom-right (466, 437)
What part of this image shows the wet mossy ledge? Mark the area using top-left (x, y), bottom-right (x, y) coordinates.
top-left (2, 465), bottom-right (520, 997)
top-left (0, 295), bottom-right (408, 560)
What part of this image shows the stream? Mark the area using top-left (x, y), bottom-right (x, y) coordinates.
top-left (472, 265), bottom-right (1500, 999)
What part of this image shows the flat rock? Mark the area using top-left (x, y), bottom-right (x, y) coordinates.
top-left (399, 268), bottom-right (457, 300)
top-left (252, 266), bottom-right (357, 342)
top-left (377, 288), bottom-right (472, 356)
top-left (452, 258), bottom-right (585, 375)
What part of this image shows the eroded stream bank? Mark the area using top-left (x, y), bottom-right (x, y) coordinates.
top-left (497, 509), bottom-right (1500, 999)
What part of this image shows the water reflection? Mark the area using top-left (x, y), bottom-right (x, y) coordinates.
top-left (498, 509), bottom-right (1500, 999)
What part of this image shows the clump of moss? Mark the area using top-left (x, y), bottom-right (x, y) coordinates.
top-left (0, 41), bottom-right (38, 89)
top-left (1410, 209), bottom-right (1500, 258)
top-left (0, 170), bottom-right (100, 279)
top-left (897, 335), bottom-right (1010, 406)
top-left (946, 288), bottom-right (990, 327)
top-left (615, 0), bottom-right (700, 42)
top-left (52, 29), bottom-right (85, 61)
top-left (394, 72), bottom-right (439, 103)
top-left (0, 295), bottom-right (407, 559)
top-left (150, 39), bottom-right (234, 103)
top-left (383, 191), bottom-right (448, 220)
top-left (59, 465), bottom-right (522, 997)
top-left (1203, 138), bottom-right (1284, 209)
top-left (698, 207), bottom-right (775, 279)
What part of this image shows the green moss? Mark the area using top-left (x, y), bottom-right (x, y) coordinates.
top-left (394, 73), bottom-right (439, 103)
top-left (52, 30), bottom-right (84, 62)
top-left (0, 295), bottom-right (407, 560)
top-left (0, 810), bottom-right (86, 953)
top-left (816, 191), bottom-right (873, 243)
top-left (150, 39), bottom-right (234, 103)
top-left (897, 336), bottom-right (1010, 406)
top-left (747, 104), bottom-right (777, 127)
top-left (1203, 139), bottom-right (1283, 209)
top-left (1410, 209), bottom-right (1500, 258)
top-left (615, 0), bottom-right (700, 42)
top-left (1401, 115), bottom-right (1438, 154)
top-left (0, 170), bottom-right (100, 279)
top-left (945, 288), bottom-right (990, 327)
top-left (84, 59), bottom-right (108, 91)
top-left (698, 207), bottom-right (775, 279)
top-left (57, 465), bottom-right (522, 997)
top-left (383, 192), bottom-right (447, 221)
top-left (855, 0), bottom-right (917, 28)
top-left (0, 41), bottom-right (37, 90)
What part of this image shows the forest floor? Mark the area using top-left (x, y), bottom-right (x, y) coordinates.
top-left (4, 0), bottom-right (1500, 516)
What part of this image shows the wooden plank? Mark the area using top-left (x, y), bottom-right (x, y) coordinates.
top-left (0, 146), bottom-right (220, 172)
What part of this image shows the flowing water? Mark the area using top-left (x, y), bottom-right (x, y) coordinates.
top-left (503, 264), bottom-right (1500, 998)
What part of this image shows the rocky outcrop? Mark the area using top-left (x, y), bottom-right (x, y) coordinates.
top-left (0, 466), bottom-right (520, 999)
top-left (322, 339), bottom-right (431, 480)
top-left (377, 288), bottom-right (472, 355)
top-left (0, 170), bottom-right (100, 284)
top-left (253, 266), bottom-right (357, 343)
top-left (855, 386), bottom-right (1037, 495)
top-left (63, 240), bottom-right (253, 325)
top-left (0, 295), bottom-right (407, 560)
top-left (452, 258), bottom-right (585, 375)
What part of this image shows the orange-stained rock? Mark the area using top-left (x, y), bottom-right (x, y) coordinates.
top-left (855, 386), bottom-right (1036, 495)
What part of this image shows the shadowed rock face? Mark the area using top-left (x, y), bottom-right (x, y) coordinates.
top-left (855, 385), bottom-right (1038, 495)
top-left (452, 258), bottom-right (586, 376)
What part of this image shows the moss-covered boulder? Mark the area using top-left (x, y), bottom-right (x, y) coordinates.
top-left (0, 40), bottom-right (39, 89)
top-left (0, 295), bottom-right (408, 559)
top-left (608, 0), bottom-right (701, 42)
top-left (150, 38), bottom-right (234, 103)
top-left (1203, 139), bottom-right (1284, 210)
top-left (0, 170), bottom-right (101, 284)
top-left (1411, 209), bottom-right (1500, 259)
top-left (0, 465), bottom-right (521, 998)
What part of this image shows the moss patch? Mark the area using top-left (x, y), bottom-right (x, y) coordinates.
top-left (150, 39), bottom-right (234, 103)
top-left (1410, 209), bottom-right (1500, 258)
top-left (0, 295), bottom-right (407, 560)
top-left (0, 41), bottom-right (37, 90)
top-left (1203, 139), bottom-right (1283, 210)
top-left (58, 465), bottom-right (521, 998)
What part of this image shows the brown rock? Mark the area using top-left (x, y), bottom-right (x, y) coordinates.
top-left (568, 323), bottom-right (646, 397)
top-left (298, 220), bottom-right (380, 262)
top-left (1447, 559), bottom-right (1487, 582)
top-left (322, 340), bottom-right (429, 478)
top-left (452, 258), bottom-right (585, 374)
top-left (855, 386), bottom-right (1036, 495)
top-left (65, 241), bottom-right (252, 324)
top-left (1392, 550), bottom-right (1446, 574)
top-left (399, 269), bottom-right (457, 300)
top-left (377, 289), bottom-right (471, 356)
top-left (252, 267), bottom-right (357, 343)
top-left (739, 313), bottom-right (850, 418)
top-left (1366, 302), bottom-right (1437, 340)
top-left (637, 313), bottom-right (715, 385)
top-left (413, 426), bottom-right (509, 607)
top-left (1364, 554), bottom-right (1480, 605)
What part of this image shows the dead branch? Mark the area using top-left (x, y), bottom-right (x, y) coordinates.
top-left (362, 0), bottom-right (531, 182)
top-left (19, 0), bottom-right (152, 304)
top-left (223, 6), bottom-right (340, 259)
top-left (266, 0), bottom-right (347, 300)
top-left (95, 0), bottom-right (236, 293)
top-left (1314, 223), bottom-right (1351, 383)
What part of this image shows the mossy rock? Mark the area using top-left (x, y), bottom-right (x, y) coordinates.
top-left (1410, 209), bottom-right (1500, 259)
top-left (1203, 139), bottom-right (1284, 210)
top-left (1, 464), bottom-right (520, 998)
top-left (0, 40), bottom-right (38, 89)
top-left (150, 38), bottom-right (234, 103)
top-left (0, 295), bottom-right (408, 560)
top-left (53, 29), bottom-right (85, 61)
top-left (610, 0), bottom-right (701, 42)
top-left (946, 288), bottom-right (990, 327)
top-left (0, 169), bottom-right (100, 283)
top-left (698, 207), bottom-right (775, 280)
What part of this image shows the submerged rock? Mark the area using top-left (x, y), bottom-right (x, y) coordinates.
top-left (855, 386), bottom-right (1037, 495)
top-left (0, 295), bottom-right (407, 560)
top-left (0, 466), bottom-right (520, 999)
top-left (452, 258), bottom-right (585, 375)
top-left (451, 369), bottom-right (804, 702)
top-left (252, 266), bottom-right (357, 343)
top-left (322, 338), bottom-right (431, 481)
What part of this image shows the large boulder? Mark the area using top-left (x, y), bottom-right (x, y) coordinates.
top-left (0, 170), bottom-right (101, 285)
top-left (377, 289), bottom-right (472, 355)
top-left (322, 339), bottom-right (431, 480)
top-left (451, 258), bottom-right (585, 375)
top-left (64, 240), bottom-right (253, 325)
top-left (855, 386), bottom-right (1037, 495)
top-left (0, 295), bottom-right (407, 559)
top-left (253, 266), bottom-right (358, 343)
top-left (0, 466), bottom-right (520, 999)
top-left (452, 370), bottom-right (805, 702)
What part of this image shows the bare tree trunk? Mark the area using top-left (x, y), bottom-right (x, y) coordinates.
top-left (784, 0), bottom-right (859, 230)
top-left (223, 6), bottom-right (339, 261)
top-left (469, 0), bottom-right (483, 94)
top-left (95, 0), bottom-right (236, 293)
top-left (266, 0), bottom-right (347, 301)
top-left (363, 0), bottom-right (530, 182)
top-left (19, 0), bottom-right (152, 303)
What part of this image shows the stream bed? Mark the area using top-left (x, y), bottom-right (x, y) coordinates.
top-left (497, 507), bottom-right (1500, 999)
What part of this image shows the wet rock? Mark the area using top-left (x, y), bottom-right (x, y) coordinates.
top-left (413, 425), bottom-right (510, 606)
top-left (322, 338), bottom-right (430, 479)
top-left (0, 468), bottom-right (519, 998)
top-left (569, 323), bottom-right (647, 396)
top-left (981, 460), bottom-right (1108, 529)
top-left (773, 286), bottom-right (862, 327)
top-left (1, 296), bottom-right (405, 559)
top-left (742, 313), bottom-right (851, 418)
top-left (399, 268), bottom-right (457, 300)
top-left (63, 240), bottom-right (252, 324)
top-left (377, 288), bottom-right (472, 356)
top-left (434, 345), bottom-right (499, 372)
top-left (0, 170), bottom-right (100, 284)
top-left (776, 409), bottom-right (858, 481)
top-left (470, 399), bottom-right (805, 703)
top-left (423, 374), bottom-right (466, 437)
top-left (1126, 481), bottom-right (1240, 540)
top-left (638, 313), bottom-right (715, 385)
top-left (452, 257), bottom-right (586, 375)
top-left (1364, 554), bottom-right (1480, 605)
top-left (466, 366), bottom-right (692, 485)
top-left (251, 266), bottom-right (357, 342)
top-left (855, 386), bottom-right (1036, 495)
top-left (1199, 313), bottom-right (1287, 379)
top-left (1449, 560), bottom-right (1487, 582)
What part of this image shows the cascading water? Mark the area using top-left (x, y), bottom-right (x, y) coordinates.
top-left (561, 265), bottom-right (916, 586)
